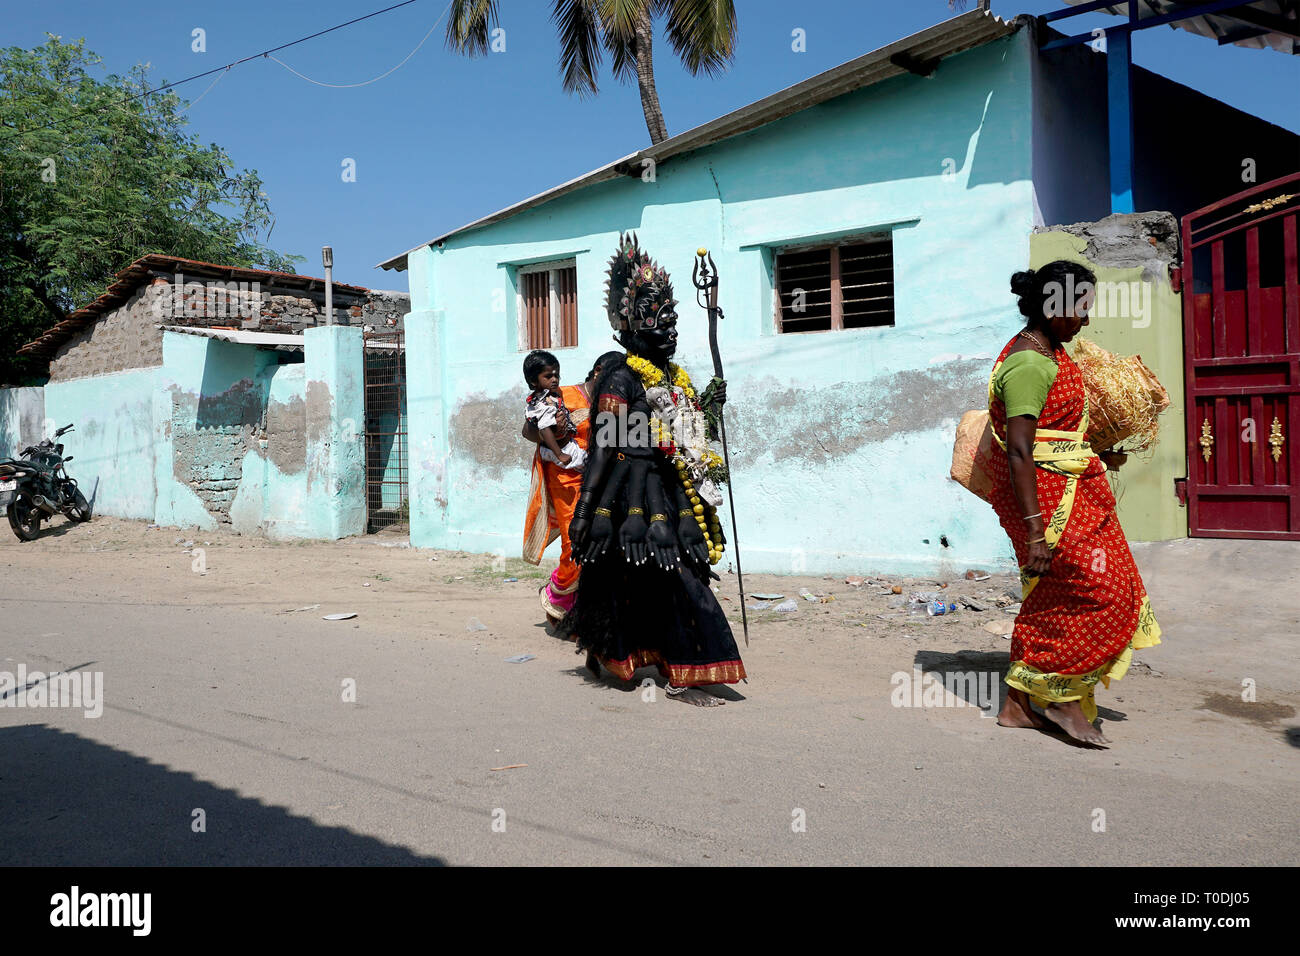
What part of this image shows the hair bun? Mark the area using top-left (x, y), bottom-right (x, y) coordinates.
top-left (1010, 270), bottom-right (1037, 297)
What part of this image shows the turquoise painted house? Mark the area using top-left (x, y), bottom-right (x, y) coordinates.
top-left (378, 9), bottom-right (1300, 575)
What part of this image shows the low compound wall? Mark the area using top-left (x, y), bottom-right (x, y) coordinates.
top-left (35, 329), bottom-right (366, 539)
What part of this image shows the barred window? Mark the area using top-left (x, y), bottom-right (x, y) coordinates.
top-left (775, 236), bottom-right (894, 333)
top-left (518, 261), bottom-right (577, 350)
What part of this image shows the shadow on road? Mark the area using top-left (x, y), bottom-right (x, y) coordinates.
top-left (912, 648), bottom-right (1129, 739)
top-left (0, 724), bottom-right (444, 866)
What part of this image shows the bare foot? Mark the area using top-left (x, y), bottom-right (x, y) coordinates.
top-left (997, 688), bottom-right (1049, 729)
top-left (1042, 701), bottom-right (1111, 747)
top-left (666, 686), bottom-right (725, 707)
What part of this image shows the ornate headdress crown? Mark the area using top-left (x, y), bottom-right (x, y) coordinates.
top-left (604, 231), bottom-right (676, 332)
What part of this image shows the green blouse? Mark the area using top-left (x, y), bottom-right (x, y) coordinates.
top-left (993, 350), bottom-right (1057, 419)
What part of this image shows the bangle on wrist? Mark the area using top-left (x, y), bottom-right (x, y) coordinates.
top-left (649, 513), bottom-right (668, 523)
top-left (595, 507), bottom-right (612, 518)
top-left (626, 507), bottom-right (644, 516)
top-left (1028, 535), bottom-right (1047, 544)
top-left (1021, 512), bottom-right (1041, 521)
top-left (678, 508), bottom-right (693, 518)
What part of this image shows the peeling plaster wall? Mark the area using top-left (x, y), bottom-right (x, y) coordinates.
top-left (302, 325), bottom-right (366, 539)
top-left (229, 364), bottom-right (311, 538)
top-left (0, 387), bottom-right (46, 454)
top-left (23, 328), bottom-right (353, 537)
top-left (405, 34), bottom-right (1039, 575)
top-left (160, 334), bottom-right (279, 527)
top-left (155, 331), bottom-right (318, 536)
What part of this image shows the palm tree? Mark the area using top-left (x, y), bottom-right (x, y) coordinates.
top-left (446, 0), bottom-right (738, 146)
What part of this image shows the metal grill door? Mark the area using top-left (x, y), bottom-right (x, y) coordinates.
top-left (363, 329), bottom-right (408, 532)
top-left (1181, 173), bottom-right (1300, 539)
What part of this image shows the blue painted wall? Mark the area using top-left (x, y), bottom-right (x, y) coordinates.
top-left (37, 330), bottom-right (363, 539)
top-left (44, 368), bottom-right (158, 521)
top-left (230, 362), bottom-right (312, 538)
top-left (0, 387), bottom-right (46, 458)
top-left (404, 33), bottom-right (1039, 575)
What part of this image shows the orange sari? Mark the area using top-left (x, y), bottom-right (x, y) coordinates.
top-left (523, 383), bottom-right (590, 621)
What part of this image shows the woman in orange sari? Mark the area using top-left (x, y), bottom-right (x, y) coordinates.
top-left (989, 261), bottom-right (1161, 747)
top-left (522, 351), bottom-right (622, 626)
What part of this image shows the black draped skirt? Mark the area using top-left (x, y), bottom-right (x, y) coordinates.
top-left (560, 537), bottom-right (746, 686)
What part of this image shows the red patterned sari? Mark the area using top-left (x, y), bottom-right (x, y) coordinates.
top-left (987, 336), bottom-right (1161, 721)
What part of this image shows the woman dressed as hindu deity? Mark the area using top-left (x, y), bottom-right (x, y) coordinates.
top-left (563, 233), bottom-right (746, 707)
top-left (989, 260), bottom-right (1161, 747)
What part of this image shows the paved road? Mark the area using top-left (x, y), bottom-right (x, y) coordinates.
top-left (1, 526), bottom-right (1295, 865)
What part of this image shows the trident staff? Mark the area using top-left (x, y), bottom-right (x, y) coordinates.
top-left (692, 248), bottom-right (748, 647)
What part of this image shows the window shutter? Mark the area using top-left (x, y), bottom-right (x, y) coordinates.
top-left (523, 271), bottom-right (550, 349)
top-left (776, 247), bottom-right (833, 333)
top-left (555, 267), bottom-right (578, 347)
top-left (776, 236), bottom-right (894, 333)
top-left (839, 239), bottom-right (895, 329)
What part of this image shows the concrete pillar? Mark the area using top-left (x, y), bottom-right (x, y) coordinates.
top-left (304, 325), bottom-right (365, 538)
top-left (404, 309), bottom-right (449, 549)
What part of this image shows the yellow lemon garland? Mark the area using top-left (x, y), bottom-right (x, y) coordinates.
top-left (675, 458), bottom-right (725, 566)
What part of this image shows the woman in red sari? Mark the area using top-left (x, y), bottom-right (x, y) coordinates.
top-left (989, 261), bottom-right (1161, 747)
top-left (522, 352), bottom-right (622, 626)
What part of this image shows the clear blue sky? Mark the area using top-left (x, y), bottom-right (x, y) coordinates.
top-left (5, 0), bottom-right (1298, 289)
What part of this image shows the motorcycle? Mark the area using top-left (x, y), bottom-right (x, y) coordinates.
top-left (0, 423), bottom-right (92, 541)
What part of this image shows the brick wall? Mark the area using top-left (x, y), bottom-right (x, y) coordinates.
top-left (48, 284), bottom-right (167, 383)
top-left (46, 274), bottom-right (410, 384)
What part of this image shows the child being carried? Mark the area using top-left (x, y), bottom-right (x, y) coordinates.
top-left (523, 349), bottom-right (586, 471)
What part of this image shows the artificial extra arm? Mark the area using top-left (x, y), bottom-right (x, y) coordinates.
top-left (644, 469), bottom-right (682, 570)
top-left (618, 460), bottom-right (651, 565)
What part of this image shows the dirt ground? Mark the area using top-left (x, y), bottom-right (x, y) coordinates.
top-left (2, 513), bottom-right (1297, 865)
top-left (4, 513), bottom-right (1296, 725)
top-left (3, 513), bottom-right (1048, 672)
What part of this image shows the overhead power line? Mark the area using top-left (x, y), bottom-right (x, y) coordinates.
top-left (268, 0), bottom-right (452, 88)
top-left (5, 0), bottom-right (427, 137)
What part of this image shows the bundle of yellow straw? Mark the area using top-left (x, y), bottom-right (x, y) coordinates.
top-left (1071, 339), bottom-right (1170, 453)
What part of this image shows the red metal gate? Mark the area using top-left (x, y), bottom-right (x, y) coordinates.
top-left (1182, 172), bottom-right (1300, 539)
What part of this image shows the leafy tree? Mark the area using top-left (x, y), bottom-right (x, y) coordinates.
top-left (446, 0), bottom-right (738, 146)
top-left (0, 35), bottom-right (300, 384)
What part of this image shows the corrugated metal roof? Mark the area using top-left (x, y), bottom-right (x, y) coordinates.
top-left (18, 254), bottom-right (371, 359)
top-left (376, 8), bottom-right (1018, 272)
top-left (158, 325), bottom-right (307, 350)
top-left (1064, 0), bottom-right (1300, 53)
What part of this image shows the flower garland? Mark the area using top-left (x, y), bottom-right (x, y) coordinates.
top-left (625, 355), bottom-right (696, 400)
top-left (625, 354), bottom-right (728, 565)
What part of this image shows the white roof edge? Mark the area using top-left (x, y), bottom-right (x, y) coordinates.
top-left (376, 8), bottom-right (1016, 271)
top-left (159, 325), bottom-right (306, 348)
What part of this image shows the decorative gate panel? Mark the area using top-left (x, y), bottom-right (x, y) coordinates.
top-left (1182, 173), bottom-right (1300, 539)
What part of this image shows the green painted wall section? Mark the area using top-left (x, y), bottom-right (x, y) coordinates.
top-left (1030, 231), bottom-right (1188, 540)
